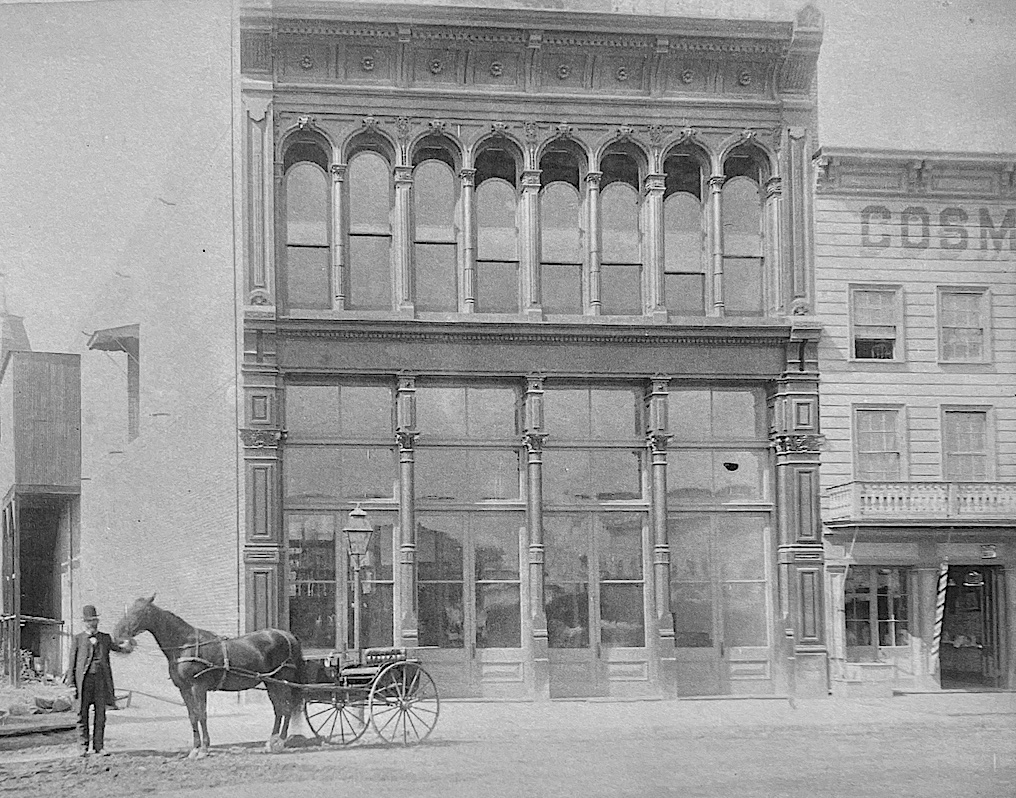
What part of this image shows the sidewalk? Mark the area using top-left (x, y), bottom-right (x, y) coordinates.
top-left (4, 689), bottom-right (1014, 764)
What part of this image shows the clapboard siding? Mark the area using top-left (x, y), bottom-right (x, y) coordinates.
top-left (815, 187), bottom-right (1016, 491)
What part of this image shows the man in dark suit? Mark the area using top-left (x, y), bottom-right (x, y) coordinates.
top-left (65, 605), bottom-right (131, 756)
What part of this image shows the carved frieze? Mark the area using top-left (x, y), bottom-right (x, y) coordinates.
top-left (771, 434), bottom-right (823, 454)
top-left (240, 428), bottom-right (285, 449)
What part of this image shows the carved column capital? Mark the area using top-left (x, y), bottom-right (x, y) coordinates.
top-left (584, 171), bottom-right (603, 187)
top-left (644, 173), bottom-right (666, 193)
top-left (765, 176), bottom-right (782, 199)
top-left (239, 428), bottom-right (285, 449)
top-left (647, 431), bottom-right (673, 455)
top-left (330, 163), bottom-right (347, 181)
top-left (771, 433), bottom-right (824, 455)
top-left (395, 427), bottom-right (420, 452)
top-left (522, 169), bottom-right (542, 189)
top-left (523, 431), bottom-right (549, 454)
top-left (708, 174), bottom-right (726, 191)
top-left (394, 165), bottom-right (414, 185)
top-left (459, 168), bottom-right (476, 187)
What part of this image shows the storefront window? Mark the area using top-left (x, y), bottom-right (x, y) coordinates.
top-left (845, 566), bottom-right (910, 657)
top-left (474, 515), bottom-right (522, 648)
top-left (597, 514), bottom-right (644, 648)
top-left (287, 515), bottom-right (338, 649)
top-left (417, 516), bottom-right (466, 648)
top-left (346, 518), bottom-right (396, 650)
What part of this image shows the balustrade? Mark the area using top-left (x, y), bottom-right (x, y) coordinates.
top-left (824, 481), bottom-right (1016, 523)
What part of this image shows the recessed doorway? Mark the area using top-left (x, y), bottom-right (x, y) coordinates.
top-left (940, 565), bottom-right (1007, 690)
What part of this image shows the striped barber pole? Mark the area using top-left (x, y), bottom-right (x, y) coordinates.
top-left (930, 561), bottom-right (949, 673)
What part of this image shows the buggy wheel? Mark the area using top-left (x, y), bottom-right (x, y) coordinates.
top-left (303, 689), bottom-right (368, 745)
top-left (368, 661), bottom-right (439, 745)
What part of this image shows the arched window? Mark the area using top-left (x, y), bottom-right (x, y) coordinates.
top-left (540, 149), bottom-right (584, 315)
top-left (721, 148), bottom-right (766, 316)
top-left (284, 142), bottom-right (330, 309)
top-left (475, 147), bottom-right (520, 313)
top-left (599, 152), bottom-right (642, 315)
top-left (662, 152), bottom-right (706, 316)
top-left (413, 149), bottom-right (458, 312)
top-left (347, 150), bottom-right (393, 311)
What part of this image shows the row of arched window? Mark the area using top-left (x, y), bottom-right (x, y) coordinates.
top-left (281, 131), bottom-right (773, 318)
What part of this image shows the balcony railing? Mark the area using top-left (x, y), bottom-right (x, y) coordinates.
top-left (824, 481), bottom-right (1016, 525)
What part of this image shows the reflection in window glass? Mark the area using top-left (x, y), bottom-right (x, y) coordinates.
top-left (668, 515), bottom-right (712, 647)
top-left (600, 584), bottom-right (645, 647)
top-left (714, 514), bottom-right (766, 580)
top-left (598, 513), bottom-right (645, 647)
top-left (543, 450), bottom-right (641, 504)
top-left (417, 516), bottom-right (465, 648)
top-left (288, 514), bottom-right (337, 648)
top-left (284, 447), bottom-right (396, 502)
top-left (722, 582), bottom-right (767, 646)
top-left (348, 519), bottom-right (396, 649)
top-left (845, 566), bottom-right (909, 655)
top-left (476, 584), bottom-right (521, 648)
top-left (544, 516), bottom-right (589, 649)
top-left (544, 388), bottom-right (638, 440)
top-left (416, 449), bottom-right (520, 502)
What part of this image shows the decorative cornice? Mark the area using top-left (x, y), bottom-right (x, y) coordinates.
top-left (273, 319), bottom-right (797, 348)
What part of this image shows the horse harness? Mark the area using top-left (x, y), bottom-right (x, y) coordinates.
top-left (176, 633), bottom-right (297, 690)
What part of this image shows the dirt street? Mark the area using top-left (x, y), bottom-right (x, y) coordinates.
top-left (1, 698), bottom-right (1014, 798)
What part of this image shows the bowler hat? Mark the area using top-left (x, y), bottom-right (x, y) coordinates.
top-left (82, 605), bottom-right (100, 621)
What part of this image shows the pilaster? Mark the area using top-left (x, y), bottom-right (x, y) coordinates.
top-left (769, 330), bottom-right (827, 696)
top-left (708, 174), bottom-right (725, 316)
top-left (644, 174), bottom-right (667, 321)
top-left (243, 92), bottom-right (275, 309)
top-left (585, 171), bottom-right (602, 315)
top-left (460, 168), bottom-right (477, 312)
top-left (331, 164), bottom-right (347, 309)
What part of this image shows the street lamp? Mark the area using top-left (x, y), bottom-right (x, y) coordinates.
top-left (343, 504), bottom-right (374, 664)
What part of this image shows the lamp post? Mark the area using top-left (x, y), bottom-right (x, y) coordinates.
top-left (343, 504), bottom-right (374, 664)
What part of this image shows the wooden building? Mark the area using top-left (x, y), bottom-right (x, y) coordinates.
top-left (238, 0), bottom-right (828, 698)
top-left (814, 149), bottom-right (1016, 694)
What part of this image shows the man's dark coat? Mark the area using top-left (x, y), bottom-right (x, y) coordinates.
top-left (66, 630), bottom-right (118, 703)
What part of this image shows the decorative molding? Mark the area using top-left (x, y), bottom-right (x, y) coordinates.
top-left (330, 163), bottom-right (347, 180)
top-left (791, 298), bottom-right (811, 316)
top-left (395, 116), bottom-right (412, 143)
top-left (647, 124), bottom-right (667, 145)
top-left (490, 121), bottom-right (510, 137)
top-left (428, 119), bottom-right (447, 133)
top-left (616, 125), bottom-right (636, 142)
top-left (248, 289), bottom-right (272, 307)
top-left (554, 122), bottom-right (574, 139)
top-left (523, 121), bottom-right (539, 143)
top-left (765, 176), bottom-right (782, 199)
top-left (240, 428), bottom-right (285, 448)
top-left (275, 319), bottom-right (795, 348)
top-left (646, 431), bottom-right (673, 454)
top-left (771, 434), bottom-right (823, 454)
top-left (362, 115), bottom-right (379, 131)
top-left (300, 54), bottom-right (314, 70)
top-left (522, 431), bottom-right (548, 453)
top-left (489, 61), bottom-right (504, 78)
top-left (297, 115), bottom-right (315, 130)
top-left (395, 427), bottom-right (419, 451)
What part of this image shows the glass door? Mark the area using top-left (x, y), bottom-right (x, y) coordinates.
top-left (545, 513), bottom-right (647, 698)
top-left (669, 513), bottom-right (772, 696)
top-left (416, 512), bottom-right (524, 697)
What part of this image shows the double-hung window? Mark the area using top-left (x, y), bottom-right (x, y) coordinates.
top-left (854, 407), bottom-right (904, 481)
top-left (943, 409), bottom-right (990, 481)
top-left (939, 288), bottom-right (989, 362)
top-left (850, 286), bottom-right (903, 360)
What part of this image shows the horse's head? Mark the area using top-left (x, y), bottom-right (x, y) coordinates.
top-left (112, 594), bottom-right (156, 646)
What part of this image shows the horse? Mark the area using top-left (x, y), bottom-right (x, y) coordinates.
top-left (112, 595), bottom-right (306, 759)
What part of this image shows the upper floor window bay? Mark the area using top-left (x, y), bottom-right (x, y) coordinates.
top-left (540, 144), bottom-right (586, 315)
top-left (412, 140), bottom-right (460, 312)
top-left (277, 129), bottom-right (778, 320)
top-left (475, 144), bottom-right (521, 314)
top-left (720, 145), bottom-right (767, 317)
top-left (283, 138), bottom-right (331, 310)
top-left (662, 148), bottom-right (707, 316)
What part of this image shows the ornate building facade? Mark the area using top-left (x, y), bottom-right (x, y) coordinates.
top-left (815, 149), bottom-right (1016, 694)
top-left (238, 0), bottom-right (827, 698)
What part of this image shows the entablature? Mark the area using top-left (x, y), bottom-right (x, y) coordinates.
top-left (815, 147), bottom-right (1016, 200)
top-left (241, 1), bottom-right (821, 104)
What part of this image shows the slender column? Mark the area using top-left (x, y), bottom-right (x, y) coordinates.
top-left (646, 378), bottom-right (672, 632)
top-left (330, 164), bottom-right (347, 309)
top-left (644, 174), bottom-right (666, 319)
top-left (524, 375), bottom-right (550, 698)
top-left (521, 169), bottom-right (543, 320)
top-left (708, 174), bottom-right (725, 316)
top-left (585, 171), bottom-right (602, 315)
top-left (460, 168), bottom-right (477, 312)
top-left (395, 376), bottom-right (419, 647)
top-left (394, 166), bottom-right (415, 315)
top-left (764, 176), bottom-right (782, 316)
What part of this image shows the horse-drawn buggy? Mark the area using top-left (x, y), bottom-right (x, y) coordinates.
top-left (113, 596), bottom-right (439, 758)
